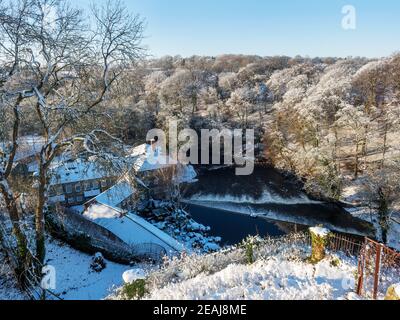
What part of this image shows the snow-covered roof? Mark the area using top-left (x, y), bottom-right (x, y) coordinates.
top-left (128, 143), bottom-right (174, 173)
top-left (129, 144), bottom-right (147, 158)
top-left (15, 136), bottom-right (45, 161)
top-left (49, 159), bottom-right (108, 185)
top-left (48, 143), bottom-right (196, 186)
top-left (133, 154), bottom-right (172, 172)
top-left (83, 204), bottom-right (185, 253)
top-left (0, 135), bottom-right (44, 162)
top-left (92, 179), bottom-right (135, 208)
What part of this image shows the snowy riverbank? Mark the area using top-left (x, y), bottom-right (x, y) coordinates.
top-left (111, 234), bottom-right (400, 300)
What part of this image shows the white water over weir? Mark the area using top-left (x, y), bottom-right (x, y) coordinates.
top-left (183, 166), bottom-right (375, 239)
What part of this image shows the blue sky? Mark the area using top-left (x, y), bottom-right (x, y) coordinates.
top-left (78, 0), bottom-right (400, 58)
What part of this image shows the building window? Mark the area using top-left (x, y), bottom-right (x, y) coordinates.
top-left (92, 180), bottom-right (100, 189)
top-left (56, 185), bottom-right (63, 195)
top-left (49, 187), bottom-right (56, 197)
top-left (65, 184), bottom-right (73, 194)
top-left (75, 183), bottom-right (82, 193)
top-left (67, 197), bottom-right (75, 205)
top-left (84, 181), bottom-right (92, 191)
top-left (76, 196), bottom-right (83, 203)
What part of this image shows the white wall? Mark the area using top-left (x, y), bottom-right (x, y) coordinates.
top-left (84, 204), bottom-right (185, 256)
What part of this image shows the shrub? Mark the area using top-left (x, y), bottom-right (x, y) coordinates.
top-left (242, 237), bottom-right (258, 265)
top-left (122, 279), bottom-right (147, 300)
top-left (330, 257), bottom-right (341, 267)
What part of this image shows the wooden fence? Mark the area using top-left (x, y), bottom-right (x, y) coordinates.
top-left (356, 238), bottom-right (400, 299)
top-left (305, 230), bottom-right (400, 299)
top-left (305, 230), bottom-right (364, 257)
top-left (327, 232), bottom-right (364, 257)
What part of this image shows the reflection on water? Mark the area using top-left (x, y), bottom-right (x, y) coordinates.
top-left (186, 203), bottom-right (306, 246)
top-left (183, 166), bottom-right (374, 239)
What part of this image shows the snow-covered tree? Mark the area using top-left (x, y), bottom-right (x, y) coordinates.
top-left (0, 0), bottom-right (145, 282)
top-left (362, 160), bottom-right (400, 243)
top-left (226, 86), bottom-right (258, 128)
top-left (144, 70), bottom-right (168, 117)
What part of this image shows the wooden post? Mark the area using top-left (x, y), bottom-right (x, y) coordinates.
top-left (356, 255), bottom-right (364, 296)
top-left (356, 238), bottom-right (367, 296)
top-left (373, 244), bottom-right (382, 300)
top-left (309, 227), bottom-right (330, 264)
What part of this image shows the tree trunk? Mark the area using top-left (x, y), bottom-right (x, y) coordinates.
top-left (361, 124), bottom-right (369, 172)
top-left (381, 123), bottom-right (388, 169)
top-left (334, 128), bottom-right (341, 175)
top-left (354, 142), bottom-right (360, 179)
top-left (0, 181), bottom-right (29, 282)
top-left (378, 188), bottom-right (389, 244)
top-left (35, 167), bottom-right (47, 264)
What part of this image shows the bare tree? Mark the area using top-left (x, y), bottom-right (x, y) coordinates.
top-left (0, 0), bottom-right (145, 282)
top-left (363, 162), bottom-right (400, 244)
top-left (0, 0), bottom-right (36, 283)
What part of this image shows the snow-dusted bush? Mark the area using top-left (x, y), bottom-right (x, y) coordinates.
top-left (121, 279), bottom-right (147, 300)
top-left (111, 233), bottom-right (311, 300)
top-left (110, 233), bottom-right (400, 300)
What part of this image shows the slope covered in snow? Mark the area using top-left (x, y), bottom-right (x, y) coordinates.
top-left (111, 234), bottom-right (399, 301)
top-left (145, 258), bottom-right (356, 300)
top-left (0, 251), bottom-right (26, 300)
top-left (353, 209), bottom-right (400, 251)
top-left (45, 238), bottom-right (136, 300)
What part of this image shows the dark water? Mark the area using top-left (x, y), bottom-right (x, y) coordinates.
top-left (186, 204), bottom-right (292, 246)
top-left (183, 166), bottom-right (374, 244)
top-left (184, 166), bottom-right (303, 200)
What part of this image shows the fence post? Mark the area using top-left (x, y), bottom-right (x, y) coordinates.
top-left (356, 256), bottom-right (364, 296)
top-left (373, 243), bottom-right (382, 300)
top-left (356, 237), bottom-right (367, 296)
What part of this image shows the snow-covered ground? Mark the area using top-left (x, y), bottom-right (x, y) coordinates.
top-left (45, 238), bottom-right (150, 300)
top-left (0, 251), bottom-right (26, 300)
top-left (144, 257), bottom-right (357, 300)
top-left (138, 202), bottom-right (221, 253)
top-left (342, 181), bottom-right (400, 251)
top-left (347, 206), bottom-right (400, 251)
top-left (2, 232), bottom-right (398, 301)
top-left (389, 218), bottom-right (400, 251)
top-left (111, 234), bottom-right (398, 301)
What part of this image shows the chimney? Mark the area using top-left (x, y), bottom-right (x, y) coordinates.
top-left (148, 139), bottom-right (156, 152)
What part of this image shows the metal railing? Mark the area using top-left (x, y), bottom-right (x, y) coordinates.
top-left (131, 243), bottom-right (167, 262)
top-left (304, 230), bottom-right (364, 256)
top-left (356, 237), bottom-right (400, 299)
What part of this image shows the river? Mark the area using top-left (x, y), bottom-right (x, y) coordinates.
top-left (183, 166), bottom-right (374, 245)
